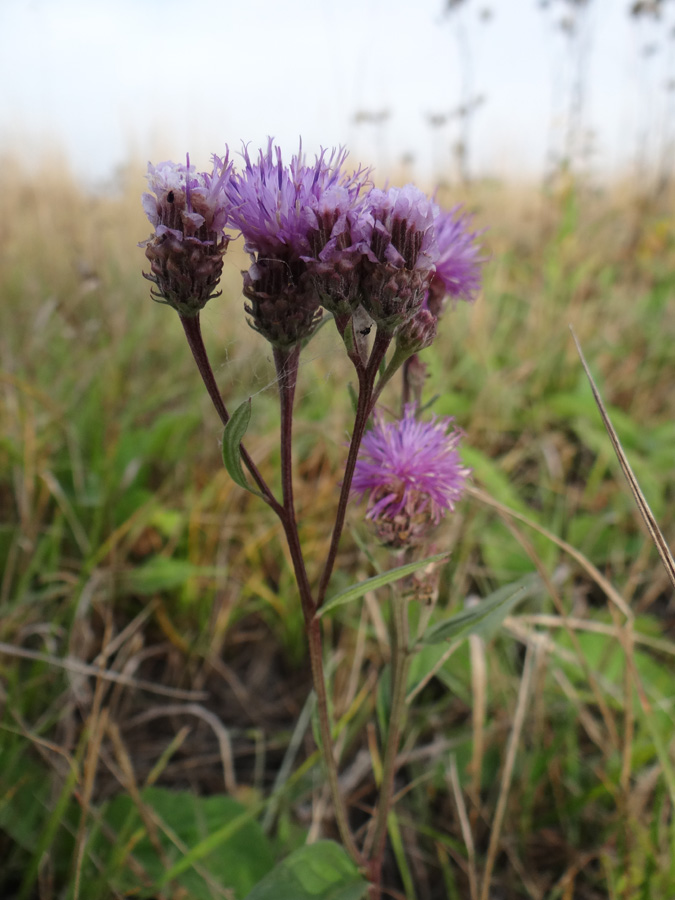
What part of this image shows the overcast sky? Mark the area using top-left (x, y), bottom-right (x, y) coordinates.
top-left (1, 0), bottom-right (672, 186)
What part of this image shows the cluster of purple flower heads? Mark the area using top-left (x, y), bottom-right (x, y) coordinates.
top-left (141, 140), bottom-right (484, 348)
top-left (140, 142), bottom-right (480, 547)
top-left (351, 404), bottom-right (470, 548)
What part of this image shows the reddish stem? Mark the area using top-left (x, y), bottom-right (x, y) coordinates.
top-left (315, 329), bottom-right (391, 609)
top-left (179, 315), bottom-right (281, 515)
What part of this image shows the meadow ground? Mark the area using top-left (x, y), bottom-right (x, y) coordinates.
top-left (1, 155), bottom-right (675, 899)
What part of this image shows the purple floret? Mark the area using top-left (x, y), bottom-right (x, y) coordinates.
top-left (226, 140), bottom-right (370, 259)
top-left (142, 154), bottom-right (233, 241)
top-left (425, 206), bottom-right (485, 316)
top-left (366, 185), bottom-right (438, 273)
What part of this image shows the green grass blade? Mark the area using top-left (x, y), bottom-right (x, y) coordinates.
top-left (318, 552), bottom-right (449, 618)
top-left (420, 578), bottom-right (534, 646)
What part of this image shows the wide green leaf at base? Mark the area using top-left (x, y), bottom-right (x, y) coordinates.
top-left (244, 840), bottom-right (368, 900)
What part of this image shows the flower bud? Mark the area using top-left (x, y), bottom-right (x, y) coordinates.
top-left (140, 155), bottom-right (232, 317)
top-left (395, 308), bottom-right (438, 356)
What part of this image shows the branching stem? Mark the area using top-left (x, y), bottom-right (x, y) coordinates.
top-left (316, 328), bottom-right (391, 609)
top-left (273, 343), bottom-right (363, 867)
top-left (179, 314), bottom-right (281, 514)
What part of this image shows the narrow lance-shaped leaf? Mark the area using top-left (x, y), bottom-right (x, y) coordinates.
top-left (318, 552), bottom-right (449, 618)
top-left (222, 399), bottom-right (264, 499)
top-left (420, 575), bottom-right (542, 646)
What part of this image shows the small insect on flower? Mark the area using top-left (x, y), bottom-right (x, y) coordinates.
top-left (352, 404), bottom-right (470, 548)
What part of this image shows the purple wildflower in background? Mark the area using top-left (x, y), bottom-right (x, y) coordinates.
top-left (352, 404), bottom-right (470, 548)
top-left (425, 206), bottom-right (484, 318)
top-left (360, 185), bottom-right (438, 332)
top-left (141, 154), bottom-right (233, 317)
top-left (226, 140), bottom-right (371, 346)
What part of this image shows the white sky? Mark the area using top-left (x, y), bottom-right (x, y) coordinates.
top-left (0, 0), bottom-right (672, 186)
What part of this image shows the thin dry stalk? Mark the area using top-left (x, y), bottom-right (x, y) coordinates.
top-left (125, 703), bottom-right (236, 794)
top-left (145, 726), bottom-right (192, 786)
top-left (551, 666), bottom-right (605, 750)
top-left (512, 614), bottom-right (675, 657)
top-left (72, 704), bottom-right (109, 900)
top-left (0, 642), bottom-right (208, 700)
top-left (618, 621), bottom-right (636, 795)
top-left (447, 754), bottom-right (479, 900)
top-left (497, 511), bottom-right (620, 751)
top-left (108, 721), bottom-right (166, 863)
top-left (571, 327), bottom-right (675, 593)
top-left (479, 639), bottom-right (538, 900)
top-left (466, 486), bottom-right (633, 621)
top-left (468, 629), bottom-right (487, 827)
top-left (365, 589), bottom-right (389, 655)
top-left (92, 601), bottom-right (158, 666)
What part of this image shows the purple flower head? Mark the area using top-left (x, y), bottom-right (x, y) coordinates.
top-left (425, 206), bottom-right (485, 318)
top-left (360, 185), bottom-right (439, 332)
top-left (352, 404), bottom-right (470, 548)
top-left (226, 139), bottom-right (370, 345)
top-left (140, 153), bottom-right (233, 317)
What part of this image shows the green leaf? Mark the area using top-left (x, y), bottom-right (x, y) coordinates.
top-left (94, 787), bottom-right (273, 900)
top-left (421, 575), bottom-right (540, 646)
top-left (244, 841), bottom-right (368, 900)
top-left (222, 400), bottom-right (264, 498)
top-left (318, 552), bottom-right (449, 618)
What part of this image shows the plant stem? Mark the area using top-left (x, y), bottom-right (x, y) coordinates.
top-left (273, 344), bottom-right (363, 867)
top-left (307, 616), bottom-right (364, 867)
top-left (368, 588), bottom-right (410, 895)
top-left (273, 345), bottom-right (315, 620)
top-left (315, 329), bottom-right (391, 609)
top-left (179, 314), bottom-right (280, 513)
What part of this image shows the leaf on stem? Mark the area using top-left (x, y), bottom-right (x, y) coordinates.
top-left (420, 577), bottom-right (537, 646)
top-left (222, 399), bottom-right (265, 499)
top-left (318, 552), bottom-right (449, 618)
